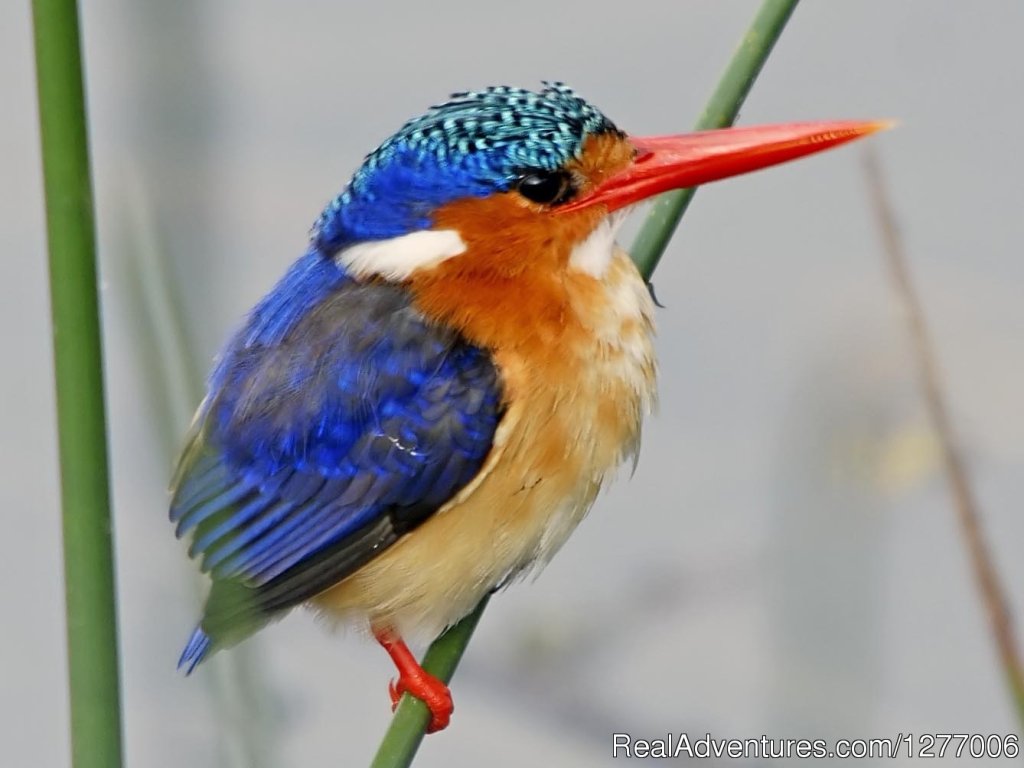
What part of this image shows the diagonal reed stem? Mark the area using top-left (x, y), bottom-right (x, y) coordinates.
top-left (31, 1), bottom-right (124, 767)
top-left (630, 0), bottom-right (800, 277)
top-left (369, 596), bottom-right (490, 768)
top-left (369, 2), bottom-right (801, 765)
top-left (864, 147), bottom-right (1024, 730)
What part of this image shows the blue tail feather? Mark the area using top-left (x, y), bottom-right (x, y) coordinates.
top-left (178, 626), bottom-right (213, 674)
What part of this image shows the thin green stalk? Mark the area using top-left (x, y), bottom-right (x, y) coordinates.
top-left (630, 0), bottom-right (800, 277)
top-left (369, 2), bottom-right (801, 765)
top-left (370, 596), bottom-right (490, 768)
top-left (31, 1), bottom-right (124, 768)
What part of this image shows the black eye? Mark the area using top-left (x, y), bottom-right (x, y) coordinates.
top-left (514, 170), bottom-right (574, 206)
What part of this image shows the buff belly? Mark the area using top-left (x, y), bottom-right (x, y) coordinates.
top-left (313, 249), bottom-right (656, 639)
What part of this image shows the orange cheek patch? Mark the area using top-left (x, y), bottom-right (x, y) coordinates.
top-left (430, 192), bottom-right (602, 276)
top-left (422, 131), bottom-right (635, 281)
top-left (405, 131), bottom-right (638, 360)
top-left (408, 193), bottom-right (599, 360)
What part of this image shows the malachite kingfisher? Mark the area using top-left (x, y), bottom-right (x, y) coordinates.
top-left (170, 83), bottom-right (883, 732)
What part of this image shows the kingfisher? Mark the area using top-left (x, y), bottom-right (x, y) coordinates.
top-left (170, 83), bottom-right (882, 732)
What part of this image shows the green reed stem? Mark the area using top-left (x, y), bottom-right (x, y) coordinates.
top-left (31, 1), bottom-right (124, 767)
top-left (370, 596), bottom-right (490, 768)
top-left (630, 0), bottom-right (800, 277)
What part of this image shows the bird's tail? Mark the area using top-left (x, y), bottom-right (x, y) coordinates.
top-left (177, 626), bottom-right (213, 674)
top-left (177, 580), bottom-right (273, 674)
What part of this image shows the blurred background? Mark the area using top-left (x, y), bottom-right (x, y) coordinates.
top-left (4, 2), bottom-right (1023, 766)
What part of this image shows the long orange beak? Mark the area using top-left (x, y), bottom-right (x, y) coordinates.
top-left (557, 120), bottom-right (890, 214)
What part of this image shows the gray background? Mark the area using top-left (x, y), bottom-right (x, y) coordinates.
top-left (3, 2), bottom-right (1023, 766)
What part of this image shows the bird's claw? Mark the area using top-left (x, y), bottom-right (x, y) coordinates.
top-left (387, 672), bottom-right (453, 733)
top-left (387, 678), bottom-right (402, 709)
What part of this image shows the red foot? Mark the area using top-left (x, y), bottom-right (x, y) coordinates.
top-left (375, 629), bottom-right (454, 733)
top-left (387, 670), bottom-right (453, 733)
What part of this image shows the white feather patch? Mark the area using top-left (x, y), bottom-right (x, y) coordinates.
top-left (336, 229), bottom-right (467, 280)
top-left (568, 209), bottom-right (630, 277)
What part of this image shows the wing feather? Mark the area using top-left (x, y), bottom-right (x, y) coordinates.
top-left (171, 256), bottom-right (502, 662)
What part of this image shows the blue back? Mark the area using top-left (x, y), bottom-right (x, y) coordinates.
top-left (170, 251), bottom-right (503, 666)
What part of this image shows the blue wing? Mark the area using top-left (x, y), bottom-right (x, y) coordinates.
top-left (170, 252), bottom-right (503, 667)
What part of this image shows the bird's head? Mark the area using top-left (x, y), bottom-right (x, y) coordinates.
top-left (312, 82), bottom-right (883, 284)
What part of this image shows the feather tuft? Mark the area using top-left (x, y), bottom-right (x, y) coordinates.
top-left (177, 626), bottom-right (213, 674)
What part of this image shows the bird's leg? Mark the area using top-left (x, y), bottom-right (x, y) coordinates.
top-left (373, 628), bottom-right (453, 733)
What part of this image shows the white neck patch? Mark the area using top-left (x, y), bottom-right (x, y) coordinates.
top-left (336, 229), bottom-right (467, 281)
top-left (568, 209), bottom-right (631, 278)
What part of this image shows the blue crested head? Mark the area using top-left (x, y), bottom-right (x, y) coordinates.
top-left (311, 82), bottom-right (622, 252)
